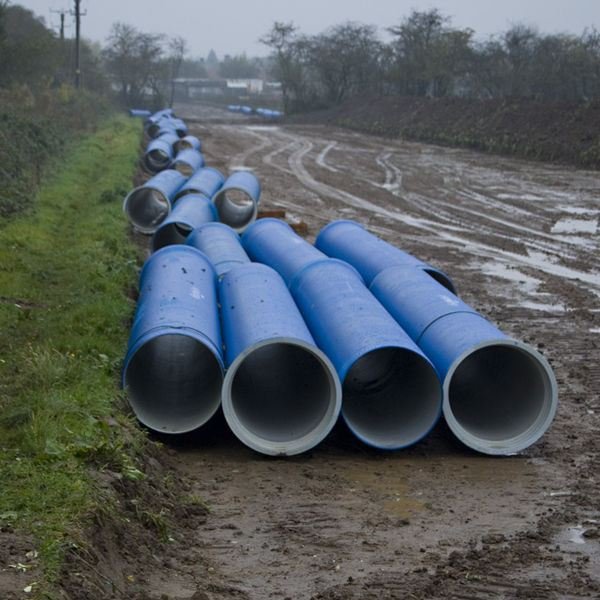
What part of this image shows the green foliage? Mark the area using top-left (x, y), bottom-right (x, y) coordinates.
top-left (0, 86), bottom-right (112, 218)
top-left (0, 116), bottom-right (145, 584)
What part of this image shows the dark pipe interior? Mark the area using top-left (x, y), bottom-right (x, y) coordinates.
top-left (230, 342), bottom-right (335, 444)
top-left (125, 333), bottom-right (222, 434)
top-left (448, 345), bottom-right (552, 442)
top-left (343, 348), bottom-right (441, 448)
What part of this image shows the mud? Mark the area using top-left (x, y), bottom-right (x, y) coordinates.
top-left (149, 104), bottom-right (600, 600)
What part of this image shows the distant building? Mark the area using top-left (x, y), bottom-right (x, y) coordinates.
top-left (227, 79), bottom-right (264, 94)
top-left (173, 78), bottom-right (283, 101)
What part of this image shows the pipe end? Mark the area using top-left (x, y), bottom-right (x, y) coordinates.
top-left (222, 338), bottom-right (342, 456)
top-left (443, 339), bottom-right (558, 455)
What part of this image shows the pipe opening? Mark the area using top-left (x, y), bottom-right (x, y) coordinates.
top-left (147, 124), bottom-right (160, 138)
top-left (125, 333), bottom-right (223, 434)
top-left (213, 188), bottom-right (257, 232)
top-left (224, 341), bottom-right (339, 455)
top-left (152, 222), bottom-right (193, 250)
top-left (422, 267), bottom-right (456, 294)
top-left (445, 342), bottom-right (556, 454)
top-left (145, 149), bottom-right (170, 171)
top-left (343, 348), bottom-right (441, 449)
top-left (174, 162), bottom-right (195, 177)
top-left (124, 188), bottom-right (170, 233)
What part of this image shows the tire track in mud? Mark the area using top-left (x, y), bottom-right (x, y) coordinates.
top-left (272, 129), bottom-right (600, 298)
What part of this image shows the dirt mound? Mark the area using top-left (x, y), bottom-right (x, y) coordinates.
top-left (291, 96), bottom-right (600, 169)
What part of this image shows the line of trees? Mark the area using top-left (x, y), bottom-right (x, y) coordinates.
top-left (0, 3), bottom-right (266, 108)
top-left (261, 10), bottom-right (600, 113)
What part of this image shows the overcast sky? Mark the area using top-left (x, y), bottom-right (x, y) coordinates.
top-left (15, 0), bottom-right (600, 58)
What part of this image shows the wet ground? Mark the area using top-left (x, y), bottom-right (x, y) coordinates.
top-left (153, 104), bottom-right (600, 599)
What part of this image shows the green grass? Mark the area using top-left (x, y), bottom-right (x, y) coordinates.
top-left (0, 116), bottom-right (146, 590)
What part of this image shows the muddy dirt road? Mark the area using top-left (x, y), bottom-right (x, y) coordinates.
top-left (157, 104), bottom-right (600, 599)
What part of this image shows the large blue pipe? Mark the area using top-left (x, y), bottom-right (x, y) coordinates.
top-left (123, 170), bottom-right (187, 234)
top-left (147, 117), bottom-right (188, 139)
top-left (242, 218), bottom-right (325, 286)
top-left (123, 246), bottom-right (224, 434)
top-left (143, 132), bottom-right (179, 173)
top-left (242, 219), bottom-right (441, 449)
top-left (129, 109), bottom-right (152, 118)
top-left (187, 223), bottom-right (250, 278)
top-left (172, 149), bottom-right (205, 176)
top-left (175, 135), bottom-right (202, 153)
top-left (219, 263), bottom-right (341, 455)
top-left (152, 194), bottom-right (217, 251)
top-left (212, 171), bottom-right (261, 233)
top-left (369, 265), bottom-right (558, 455)
top-left (174, 167), bottom-right (225, 201)
top-left (289, 260), bottom-right (442, 449)
top-left (315, 220), bottom-right (456, 293)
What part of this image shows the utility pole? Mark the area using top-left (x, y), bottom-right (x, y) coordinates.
top-left (50, 9), bottom-right (66, 41)
top-left (71, 0), bottom-right (86, 88)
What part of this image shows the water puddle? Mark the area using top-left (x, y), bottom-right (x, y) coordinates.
top-left (343, 466), bottom-right (424, 519)
top-left (517, 301), bottom-right (566, 313)
top-left (478, 261), bottom-right (542, 295)
top-left (246, 126), bottom-right (279, 132)
top-left (556, 206), bottom-right (599, 216)
top-left (551, 218), bottom-right (598, 234)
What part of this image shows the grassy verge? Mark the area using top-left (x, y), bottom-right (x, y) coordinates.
top-left (0, 116), bottom-right (146, 594)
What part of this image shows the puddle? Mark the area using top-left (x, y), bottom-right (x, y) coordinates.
top-left (556, 206), bottom-right (599, 216)
top-left (497, 193), bottom-right (545, 202)
top-left (343, 466), bottom-right (424, 519)
top-left (246, 126), bottom-right (279, 132)
top-left (567, 526), bottom-right (586, 544)
top-left (517, 301), bottom-right (566, 313)
top-left (478, 261), bottom-right (542, 295)
top-left (551, 218), bottom-right (598, 234)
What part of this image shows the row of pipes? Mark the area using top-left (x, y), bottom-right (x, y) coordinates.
top-left (227, 105), bottom-right (283, 119)
top-left (123, 109), bottom-right (558, 458)
top-left (125, 109), bottom-right (262, 237)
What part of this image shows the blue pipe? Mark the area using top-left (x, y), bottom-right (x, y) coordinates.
top-left (242, 218), bottom-right (325, 286)
top-left (240, 218), bottom-right (441, 448)
top-left (152, 194), bottom-right (217, 251)
top-left (143, 132), bottom-right (179, 173)
top-left (315, 220), bottom-right (456, 293)
top-left (175, 135), bottom-right (202, 153)
top-left (172, 149), bottom-right (205, 177)
top-left (129, 109), bottom-right (152, 118)
top-left (174, 167), bottom-right (225, 201)
top-left (123, 169), bottom-right (187, 234)
top-left (289, 260), bottom-right (442, 449)
top-left (123, 246), bottom-right (224, 434)
top-left (219, 263), bottom-right (341, 455)
top-left (369, 265), bottom-right (558, 455)
top-left (187, 223), bottom-right (250, 279)
top-left (147, 116), bottom-right (188, 139)
top-left (212, 171), bottom-right (261, 233)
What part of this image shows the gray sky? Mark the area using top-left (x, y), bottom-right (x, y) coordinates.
top-left (16, 0), bottom-right (600, 58)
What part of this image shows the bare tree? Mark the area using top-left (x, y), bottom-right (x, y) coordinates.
top-left (103, 22), bottom-right (165, 106)
top-left (260, 22), bottom-right (302, 113)
top-left (168, 35), bottom-right (187, 107)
